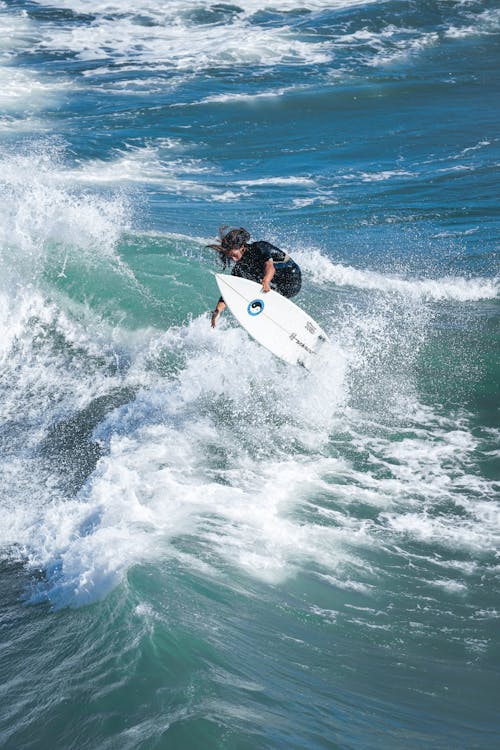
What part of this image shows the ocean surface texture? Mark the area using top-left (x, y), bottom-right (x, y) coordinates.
top-left (0, 1), bottom-right (499, 748)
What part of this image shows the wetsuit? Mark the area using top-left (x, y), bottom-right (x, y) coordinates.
top-left (230, 241), bottom-right (302, 297)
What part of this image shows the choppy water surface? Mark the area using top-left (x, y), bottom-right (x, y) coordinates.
top-left (0, 1), bottom-right (499, 748)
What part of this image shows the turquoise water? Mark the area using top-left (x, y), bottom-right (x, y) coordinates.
top-left (0, 1), bottom-right (499, 748)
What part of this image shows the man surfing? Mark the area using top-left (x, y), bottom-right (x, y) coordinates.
top-left (208, 227), bottom-right (302, 328)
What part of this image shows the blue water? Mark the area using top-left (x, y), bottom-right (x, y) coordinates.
top-left (1, 1), bottom-right (499, 748)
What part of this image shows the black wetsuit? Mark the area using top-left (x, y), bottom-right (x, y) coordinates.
top-left (230, 241), bottom-right (302, 298)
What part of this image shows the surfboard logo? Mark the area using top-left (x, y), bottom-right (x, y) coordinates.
top-left (247, 299), bottom-right (265, 316)
top-left (289, 332), bottom-right (316, 355)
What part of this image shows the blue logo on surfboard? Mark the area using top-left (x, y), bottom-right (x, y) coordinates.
top-left (247, 299), bottom-right (265, 316)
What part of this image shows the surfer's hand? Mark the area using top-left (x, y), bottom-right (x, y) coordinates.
top-left (262, 281), bottom-right (271, 293)
top-left (211, 310), bottom-right (220, 328)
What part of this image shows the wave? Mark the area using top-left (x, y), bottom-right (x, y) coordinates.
top-left (1, 288), bottom-right (497, 609)
top-left (0, 1), bottom-right (37, 49)
top-left (340, 169), bottom-right (414, 183)
top-left (4, 303), bottom-right (498, 608)
top-left (0, 303), bottom-right (347, 606)
top-left (31, 0), bottom-right (380, 16)
top-left (445, 8), bottom-right (500, 39)
top-left (27, 145), bottom-right (317, 201)
top-left (62, 144), bottom-right (215, 194)
top-left (0, 5), bottom-right (69, 128)
top-left (194, 87), bottom-right (297, 105)
top-left (0, 65), bottom-right (70, 113)
top-left (0, 140), bottom-right (235, 211)
top-left (0, 146), bottom-right (128, 272)
top-left (0, 133), bottom-right (498, 610)
top-left (334, 10), bottom-right (500, 70)
top-left (296, 250), bottom-right (499, 301)
top-left (14, 0), bottom-right (500, 98)
top-left (35, 8), bottom-right (333, 72)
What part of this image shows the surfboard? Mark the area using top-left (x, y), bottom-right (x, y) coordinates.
top-left (215, 273), bottom-right (328, 368)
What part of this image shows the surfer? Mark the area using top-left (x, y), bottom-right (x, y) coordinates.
top-left (208, 227), bottom-right (301, 328)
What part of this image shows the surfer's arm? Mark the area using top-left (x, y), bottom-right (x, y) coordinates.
top-left (261, 259), bottom-right (275, 293)
top-left (211, 297), bottom-right (226, 328)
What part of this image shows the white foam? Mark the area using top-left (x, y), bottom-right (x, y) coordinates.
top-left (332, 24), bottom-right (440, 68)
top-left (0, 65), bottom-right (70, 113)
top-left (47, 146), bottom-right (321, 200)
top-left (341, 169), bottom-right (414, 183)
top-left (1, 3), bottom-right (497, 612)
top-left (61, 145), bottom-right (214, 196)
top-left (195, 87), bottom-right (296, 105)
top-left (431, 227), bottom-right (480, 239)
top-left (344, 9), bottom-right (500, 69)
top-left (0, 144), bottom-right (151, 377)
top-left (10, 0), bottom-right (500, 93)
top-left (367, 30), bottom-right (440, 68)
top-left (0, 144), bottom-right (159, 605)
top-left (291, 194), bottom-right (339, 209)
top-left (211, 190), bottom-right (247, 202)
top-left (1, 151), bottom-right (497, 608)
top-left (0, 139), bottom-right (235, 200)
top-left (295, 249), bottom-right (499, 301)
top-left (0, 6), bottom-right (70, 115)
top-left (445, 8), bottom-right (500, 39)
top-left (0, 4), bottom-right (37, 52)
top-left (5, 277), bottom-right (493, 609)
top-left (0, 115), bottom-right (50, 133)
top-left (458, 140), bottom-right (491, 157)
top-left (0, 312), bottom-right (347, 606)
top-left (384, 511), bottom-right (500, 554)
top-left (36, 11), bottom-right (333, 73)
top-left (0, 147), bottom-right (129, 270)
top-left (32, 0), bottom-right (379, 15)
top-left (2, 284), bottom-right (497, 607)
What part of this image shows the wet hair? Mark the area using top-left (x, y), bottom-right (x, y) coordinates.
top-left (207, 226), bottom-right (251, 269)
top-left (220, 227), bottom-right (250, 250)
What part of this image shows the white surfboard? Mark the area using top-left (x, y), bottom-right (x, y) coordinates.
top-left (215, 273), bottom-right (328, 368)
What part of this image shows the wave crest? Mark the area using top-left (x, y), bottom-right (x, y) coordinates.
top-left (296, 250), bottom-right (499, 302)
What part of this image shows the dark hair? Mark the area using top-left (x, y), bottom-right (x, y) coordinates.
top-left (216, 251), bottom-right (231, 270)
top-left (207, 226), bottom-right (251, 269)
top-left (220, 227), bottom-right (250, 250)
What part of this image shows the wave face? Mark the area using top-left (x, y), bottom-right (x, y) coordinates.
top-left (0, 1), bottom-right (499, 749)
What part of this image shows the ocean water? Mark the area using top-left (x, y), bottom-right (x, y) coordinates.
top-left (0, 0), bottom-right (499, 748)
